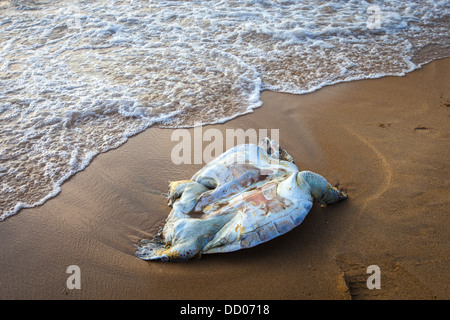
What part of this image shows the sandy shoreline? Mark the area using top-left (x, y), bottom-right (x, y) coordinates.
top-left (0, 58), bottom-right (449, 300)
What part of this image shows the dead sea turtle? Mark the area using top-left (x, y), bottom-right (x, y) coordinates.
top-left (136, 138), bottom-right (347, 261)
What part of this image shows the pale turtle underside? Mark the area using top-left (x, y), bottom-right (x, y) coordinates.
top-left (136, 138), bottom-right (346, 261)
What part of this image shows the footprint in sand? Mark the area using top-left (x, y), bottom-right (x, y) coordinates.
top-left (335, 253), bottom-right (435, 300)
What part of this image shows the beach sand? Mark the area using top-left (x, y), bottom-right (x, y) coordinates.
top-left (0, 58), bottom-right (449, 300)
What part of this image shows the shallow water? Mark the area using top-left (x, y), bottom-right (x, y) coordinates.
top-left (0, 0), bottom-right (449, 219)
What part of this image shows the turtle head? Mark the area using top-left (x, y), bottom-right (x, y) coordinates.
top-left (297, 171), bottom-right (347, 205)
top-left (319, 184), bottom-right (347, 206)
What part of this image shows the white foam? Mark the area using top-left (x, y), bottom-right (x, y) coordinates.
top-left (0, 0), bottom-right (448, 220)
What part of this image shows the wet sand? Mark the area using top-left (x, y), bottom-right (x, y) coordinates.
top-left (0, 58), bottom-right (449, 300)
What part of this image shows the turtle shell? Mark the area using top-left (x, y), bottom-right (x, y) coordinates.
top-left (171, 144), bottom-right (313, 254)
top-left (136, 142), bottom-right (324, 261)
top-left (201, 171), bottom-right (313, 254)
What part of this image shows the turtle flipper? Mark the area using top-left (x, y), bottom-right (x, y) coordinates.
top-left (135, 240), bottom-right (169, 261)
top-left (136, 239), bottom-right (201, 261)
top-left (279, 147), bottom-right (295, 163)
top-left (259, 137), bottom-right (295, 163)
top-left (167, 180), bottom-right (192, 206)
top-left (259, 137), bottom-right (280, 159)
